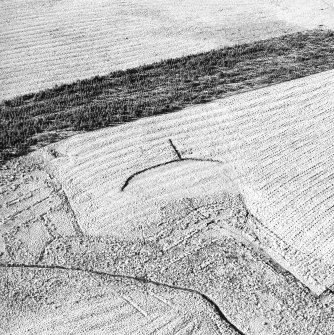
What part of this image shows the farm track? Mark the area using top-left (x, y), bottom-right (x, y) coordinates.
top-left (0, 262), bottom-right (237, 335)
top-left (0, 262), bottom-right (245, 335)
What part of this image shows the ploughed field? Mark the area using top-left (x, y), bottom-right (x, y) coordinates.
top-left (50, 69), bottom-right (334, 295)
top-left (1, 0), bottom-right (334, 100)
top-left (1, 69), bottom-right (334, 334)
top-left (1, 3), bottom-right (334, 334)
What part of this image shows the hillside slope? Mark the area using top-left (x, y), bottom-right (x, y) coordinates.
top-left (49, 69), bottom-right (334, 295)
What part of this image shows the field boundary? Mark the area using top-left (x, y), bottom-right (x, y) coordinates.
top-left (121, 155), bottom-right (231, 192)
top-left (1, 29), bottom-right (334, 164)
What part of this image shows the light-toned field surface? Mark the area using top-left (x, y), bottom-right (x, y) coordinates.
top-left (0, 267), bottom-right (235, 335)
top-left (1, 0), bottom-right (334, 100)
top-left (1, 221), bottom-right (334, 334)
top-left (48, 69), bottom-right (334, 295)
top-left (0, 154), bottom-right (81, 264)
top-left (1, 1), bottom-right (334, 333)
top-left (275, 0), bottom-right (334, 28)
top-left (1, 143), bottom-right (334, 333)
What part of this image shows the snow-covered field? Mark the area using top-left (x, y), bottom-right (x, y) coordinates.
top-left (49, 69), bottom-right (334, 295)
top-left (1, 0), bottom-right (333, 100)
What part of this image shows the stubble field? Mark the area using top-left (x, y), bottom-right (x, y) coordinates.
top-left (1, 0), bottom-right (334, 100)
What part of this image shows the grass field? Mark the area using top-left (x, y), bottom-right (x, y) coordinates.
top-left (1, 29), bottom-right (334, 164)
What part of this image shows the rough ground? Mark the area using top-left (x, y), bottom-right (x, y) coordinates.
top-left (1, 70), bottom-right (334, 334)
top-left (1, 184), bottom-right (334, 334)
top-left (1, 267), bottom-right (236, 335)
top-left (0, 154), bottom-right (81, 265)
top-left (1, 0), bottom-right (334, 100)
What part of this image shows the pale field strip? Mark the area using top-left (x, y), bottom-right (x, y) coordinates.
top-left (2, 0), bottom-right (334, 100)
top-left (52, 70), bottom-right (334, 294)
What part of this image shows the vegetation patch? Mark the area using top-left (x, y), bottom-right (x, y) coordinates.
top-left (1, 29), bottom-right (334, 163)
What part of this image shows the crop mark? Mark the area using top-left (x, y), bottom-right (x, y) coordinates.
top-left (208, 314), bottom-right (226, 335)
top-left (169, 245), bottom-right (203, 265)
top-left (121, 148), bottom-right (234, 192)
top-left (174, 321), bottom-right (197, 335)
top-left (4, 196), bottom-right (50, 221)
top-left (321, 0), bottom-right (334, 10)
top-left (0, 262), bottom-right (246, 335)
top-left (146, 317), bottom-right (178, 335)
top-left (45, 171), bottom-right (83, 237)
top-left (319, 287), bottom-right (334, 299)
top-left (41, 214), bottom-right (59, 239)
top-left (5, 192), bottom-right (33, 207)
top-left (164, 227), bottom-right (203, 251)
top-left (57, 188), bottom-right (83, 237)
top-left (36, 238), bottom-right (56, 264)
top-left (149, 292), bottom-right (173, 307)
top-left (120, 295), bottom-right (148, 317)
top-left (168, 139), bottom-right (182, 160)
